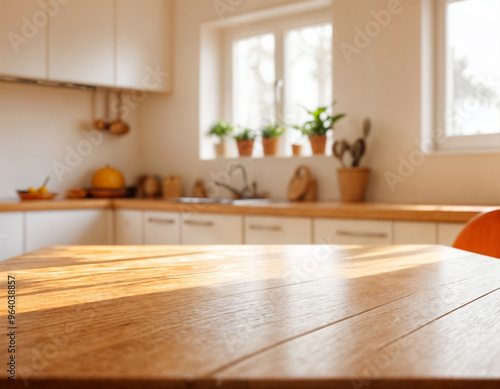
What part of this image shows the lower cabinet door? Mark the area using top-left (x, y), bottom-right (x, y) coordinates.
top-left (115, 210), bottom-right (143, 245)
top-left (144, 211), bottom-right (180, 245)
top-left (244, 216), bottom-right (312, 244)
top-left (394, 221), bottom-right (437, 244)
top-left (314, 219), bottom-right (393, 245)
top-left (438, 222), bottom-right (466, 247)
top-left (0, 212), bottom-right (24, 261)
top-left (181, 213), bottom-right (243, 245)
top-left (26, 210), bottom-right (112, 252)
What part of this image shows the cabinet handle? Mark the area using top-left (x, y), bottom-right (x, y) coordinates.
top-left (249, 225), bottom-right (283, 232)
top-left (336, 230), bottom-right (388, 239)
top-left (184, 220), bottom-right (214, 227)
top-left (148, 218), bottom-right (175, 224)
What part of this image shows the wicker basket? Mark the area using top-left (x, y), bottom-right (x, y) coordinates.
top-left (162, 176), bottom-right (182, 199)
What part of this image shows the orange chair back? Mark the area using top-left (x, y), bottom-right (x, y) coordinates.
top-left (453, 209), bottom-right (500, 259)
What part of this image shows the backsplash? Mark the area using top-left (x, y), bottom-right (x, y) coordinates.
top-left (0, 82), bottom-right (142, 199)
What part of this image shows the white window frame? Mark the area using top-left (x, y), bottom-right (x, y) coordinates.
top-left (434, 0), bottom-right (500, 154)
top-left (221, 10), bottom-right (333, 156)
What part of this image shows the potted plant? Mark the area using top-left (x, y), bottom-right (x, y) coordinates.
top-left (290, 128), bottom-right (305, 156)
top-left (292, 144), bottom-right (303, 156)
top-left (208, 120), bottom-right (233, 158)
top-left (295, 105), bottom-right (346, 155)
top-left (234, 129), bottom-right (256, 157)
top-left (332, 119), bottom-right (371, 202)
top-left (261, 122), bottom-right (285, 156)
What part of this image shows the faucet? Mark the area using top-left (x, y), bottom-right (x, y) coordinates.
top-left (215, 164), bottom-right (266, 199)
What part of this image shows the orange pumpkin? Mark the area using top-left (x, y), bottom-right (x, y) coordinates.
top-left (92, 165), bottom-right (125, 189)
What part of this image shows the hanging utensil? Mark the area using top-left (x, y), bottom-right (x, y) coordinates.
top-left (109, 92), bottom-right (130, 135)
top-left (93, 90), bottom-right (110, 131)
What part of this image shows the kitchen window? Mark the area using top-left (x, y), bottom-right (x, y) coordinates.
top-left (222, 12), bottom-right (333, 157)
top-left (434, 0), bottom-right (500, 153)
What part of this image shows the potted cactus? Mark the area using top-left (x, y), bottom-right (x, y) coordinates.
top-left (332, 118), bottom-right (371, 202)
top-left (234, 129), bottom-right (257, 157)
top-left (295, 105), bottom-right (346, 155)
top-left (208, 120), bottom-right (233, 158)
top-left (261, 122), bottom-right (285, 156)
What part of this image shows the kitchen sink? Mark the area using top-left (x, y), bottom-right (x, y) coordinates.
top-left (169, 197), bottom-right (275, 206)
top-left (230, 199), bottom-right (275, 205)
top-left (169, 197), bottom-right (233, 205)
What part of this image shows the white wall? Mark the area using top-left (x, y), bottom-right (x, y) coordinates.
top-left (139, 0), bottom-right (500, 205)
top-left (140, 0), bottom-right (346, 202)
top-left (0, 82), bottom-right (142, 198)
top-left (332, 0), bottom-right (500, 204)
top-left (6, 1), bottom-right (493, 204)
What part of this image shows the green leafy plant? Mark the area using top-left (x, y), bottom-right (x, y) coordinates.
top-left (261, 122), bottom-right (285, 138)
top-left (234, 128), bottom-right (257, 141)
top-left (294, 105), bottom-right (346, 136)
top-left (208, 120), bottom-right (233, 138)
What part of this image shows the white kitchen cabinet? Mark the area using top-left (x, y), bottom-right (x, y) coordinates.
top-left (438, 222), bottom-right (466, 247)
top-left (48, 0), bottom-right (115, 86)
top-left (144, 211), bottom-right (180, 245)
top-left (244, 216), bottom-right (312, 245)
top-left (314, 219), bottom-right (393, 245)
top-left (115, 209), bottom-right (143, 245)
top-left (0, 0), bottom-right (47, 79)
top-left (0, 213), bottom-right (24, 261)
top-left (116, 0), bottom-right (172, 92)
top-left (181, 213), bottom-right (243, 245)
top-left (393, 221), bottom-right (437, 245)
top-left (26, 210), bottom-right (112, 252)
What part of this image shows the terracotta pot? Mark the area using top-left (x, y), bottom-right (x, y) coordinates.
top-left (291, 144), bottom-right (302, 156)
top-left (262, 137), bottom-right (279, 156)
top-left (214, 139), bottom-right (228, 158)
top-left (309, 135), bottom-right (327, 155)
top-left (236, 139), bottom-right (255, 157)
top-left (337, 168), bottom-right (371, 202)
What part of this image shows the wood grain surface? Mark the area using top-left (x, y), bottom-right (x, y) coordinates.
top-left (0, 198), bottom-right (495, 222)
top-left (1, 245), bottom-right (499, 388)
top-left (113, 199), bottom-right (495, 223)
top-left (0, 199), bottom-right (111, 212)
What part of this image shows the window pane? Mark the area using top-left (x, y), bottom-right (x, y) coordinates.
top-left (285, 24), bottom-right (333, 131)
top-left (446, 0), bottom-right (500, 136)
top-left (233, 34), bottom-right (275, 130)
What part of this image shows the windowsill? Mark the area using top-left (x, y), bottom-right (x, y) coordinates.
top-left (201, 154), bottom-right (335, 161)
top-left (426, 148), bottom-right (500, 156)
top-left (420, 132), bottom-right (500, 157)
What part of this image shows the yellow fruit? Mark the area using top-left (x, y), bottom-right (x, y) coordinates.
top-left (38, 186), bottom-right (48, 194)
top-left (92, 165), bottom-right (125, 189)
top-left (28, 188), bottom-right (37, 194)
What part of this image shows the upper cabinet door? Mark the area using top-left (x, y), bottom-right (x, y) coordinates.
top-left (48, 0), bottom-right (114, 86)
top-left (116, 0), bottom-right (172, 92)
top-left (0, 0), bottom-right (47, 79)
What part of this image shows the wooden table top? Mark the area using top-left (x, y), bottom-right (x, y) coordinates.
top-left (1, 245), bottom-right (499, 388)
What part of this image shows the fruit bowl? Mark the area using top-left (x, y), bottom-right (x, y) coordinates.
top-left (17, 191), bottom-right (58, 201)
top-left (88, 188), bottom-right (127, 199)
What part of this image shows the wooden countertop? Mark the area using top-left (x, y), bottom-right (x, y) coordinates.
top-left (1, 245), bottom-right (499, 388)
top-left (0, 198), bottom-right (111, 212)
top-left (0, 198), bottom-right (496, 222)
top-left (114, 199), bottom-right (495, 223)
